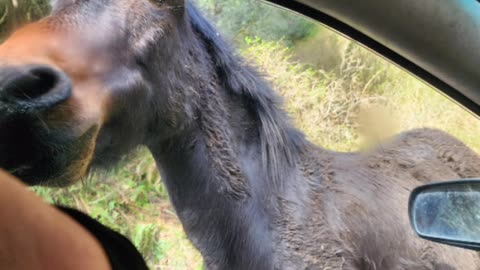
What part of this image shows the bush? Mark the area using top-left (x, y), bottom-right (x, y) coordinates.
top-left (243, 38), bottom-right (480, 153)
top-left (32, 35), bottom-right (480, 269)
top-left (195, 0), bottom-right (316, 46)
top-left (0, 0), bottom-right (50, 39)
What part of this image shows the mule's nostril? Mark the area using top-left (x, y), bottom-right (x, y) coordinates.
top-left (11, 68), bottom-right (59, 100)
top-left (0, 65), bottom-right (72, 115)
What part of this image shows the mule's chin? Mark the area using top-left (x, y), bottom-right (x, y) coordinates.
top-left (0, 116), bottom-right (99, 186)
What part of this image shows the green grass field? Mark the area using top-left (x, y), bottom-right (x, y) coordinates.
top-left (32, 30), bottom-right (480, 269)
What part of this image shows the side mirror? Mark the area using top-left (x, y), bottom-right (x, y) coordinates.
top-left (409, 180), bottom-right (480, 250)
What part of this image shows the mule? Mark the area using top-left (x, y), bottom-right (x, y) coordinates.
top-left (0, 1), bottom-right (479, 269)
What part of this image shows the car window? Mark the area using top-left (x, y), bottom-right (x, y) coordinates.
top-left (2, 0), bottom-right (480, 269)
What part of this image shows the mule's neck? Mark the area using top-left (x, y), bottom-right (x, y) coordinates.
top-left (147, 4), bottom-right (307, 268)
top-left (149, 123), bottom-right (276, 268)
top-left (147, 59), bottom-right (290, 269)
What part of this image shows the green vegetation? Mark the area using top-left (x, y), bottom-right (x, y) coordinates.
top-left (33, 150), bottom-right (204, 269)
top-left (2, 0), bottom-right (480, 269)
top-left (243, 37), bottom-right (480, 153)
top-left (0, 0), bottom-right (49, 39)
top-left (196, 0), bottom-right (316, 45)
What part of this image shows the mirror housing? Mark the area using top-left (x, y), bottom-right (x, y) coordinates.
top-left (409, 180), bottom-right (480, 251)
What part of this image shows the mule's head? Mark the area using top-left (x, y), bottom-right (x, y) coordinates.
top-left (0, 0), bottom-right (191, 186)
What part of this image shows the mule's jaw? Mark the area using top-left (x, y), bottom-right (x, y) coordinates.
top-left (0, 120), bottom-right (100, 187)
top-left (40, 125), bottom-right (100, 187)
top-left (0, 27), bottom-right (109, 187)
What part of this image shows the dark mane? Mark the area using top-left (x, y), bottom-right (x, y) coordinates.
top-left (186, 3), bottom-right (306, 187)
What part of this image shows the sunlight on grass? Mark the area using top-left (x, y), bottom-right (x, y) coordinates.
top-left (6, 0), bottom-right (479, 269)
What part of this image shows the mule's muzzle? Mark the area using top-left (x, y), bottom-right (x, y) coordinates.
top-left (0, 65), bottom-right (72, 118)
top-left (0, 65), bottom-right (81, 186)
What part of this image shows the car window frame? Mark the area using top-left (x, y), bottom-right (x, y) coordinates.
top-left (264, 0), bottom-right (480, 117)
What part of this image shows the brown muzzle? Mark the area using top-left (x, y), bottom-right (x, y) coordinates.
top-left (0, 22), bottom-right (110, 186)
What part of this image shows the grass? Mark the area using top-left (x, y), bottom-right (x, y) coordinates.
top-left (34, 149), bottom-right (203, 269)
top-left (246, 36), bottom-right (480, 152)
top-left (34, 149), bottom-right (202, 270)
top-left (31, 22), bottom-right (480, 270)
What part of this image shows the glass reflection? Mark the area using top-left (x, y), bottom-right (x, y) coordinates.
top-left (412, 183), bottom-right (480, 243)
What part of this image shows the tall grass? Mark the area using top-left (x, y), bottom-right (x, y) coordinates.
top-left (195, 0), bottom-right (315, 45)
top-left (0, 0), bottom-right (49, 39)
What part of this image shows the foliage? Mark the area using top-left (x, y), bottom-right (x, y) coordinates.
top-left (194, 0), bottom-right (316, 46)
top-left (0, 0), bottom-right (50, 39)
top-left (33, 149), bottom-right (204, 269)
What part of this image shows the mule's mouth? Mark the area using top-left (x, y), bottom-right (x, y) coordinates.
top-left (0, 115), bottom-right (99, 186)
top-left (0, 64), bottom-right (103, 186)
top-left (0, 21), bottom-right (111, 186)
